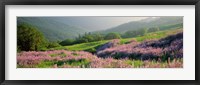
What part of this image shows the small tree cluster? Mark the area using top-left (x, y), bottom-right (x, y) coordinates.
top-left (17, 23), bottom-right (61, 51)
top-left (104, 32), bottom-right (121, 40)
top-left (60, 32), bottom-right (122, 46)
top-left (122, 27), bottom-right (160, 38)
top-left (148, 27), bottom-right (160, 33)
top-left (75, 32), bottom-right (104, 43)
top-left (17, 23), bottom-right (47, 51)
top-left (122, 28), bottom-right (148, 38)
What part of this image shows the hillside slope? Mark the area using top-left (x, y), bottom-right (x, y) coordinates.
top-left (97, 31), bottom-right (183, 60)
top-left (51, 29), bottom-right (182, 54)
top-left (17, 17), bottom-right (88, 41)
top-left (102, 16), bottom-right (183, 33)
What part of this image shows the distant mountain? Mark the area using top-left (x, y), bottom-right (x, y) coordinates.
top-left (17, 17), bottom-right (88, 41)
top-left (17, 17), bottom-right (183, 41)
top-left (49, 17), bottom-right (149, 31)
top-left (101, 16), bottom-right (183, 33)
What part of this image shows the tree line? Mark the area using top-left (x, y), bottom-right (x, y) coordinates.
top-left (60, 27), bottom-right (160, 46)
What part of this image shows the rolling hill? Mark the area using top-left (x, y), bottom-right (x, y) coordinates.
top-left (101, 16), bottom-right (183, 33)
top-left (51, 28), bottom-right (183, 53)
top-left (17, 17), bottom-right (88, 41)
top-left (17, 16), bottom-right (183, 42)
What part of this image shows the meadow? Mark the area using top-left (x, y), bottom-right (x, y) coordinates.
top-left (17, 28), bottom-right (183, 68)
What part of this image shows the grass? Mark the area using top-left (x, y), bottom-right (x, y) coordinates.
top-left (51, 40), bottom-right (109, 53)
top-left (125, 60), bottom-right (144, 67)
top-left (121, 28), bottom-right (183, 42)
top-left (36, 61), bottom-right (55, 68)
top-left (65, 59), bottom-right (90, 67)
top-left (50, 28), bottom-right (183, 53)
top-left (49, 52), bottom-right (67, 57)
top-left (35, 59), bottom-right (91, 68)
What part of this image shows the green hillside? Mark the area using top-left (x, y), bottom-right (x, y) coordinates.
top-left (50, 28), bottom-right (183, 53)
top-left (101, 16), bottom-right (183, 33)
top-left (17, 17), bottom-right (88, 41)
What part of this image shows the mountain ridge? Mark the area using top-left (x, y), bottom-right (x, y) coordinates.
top-left (100, 16), bottom-right (183, 33)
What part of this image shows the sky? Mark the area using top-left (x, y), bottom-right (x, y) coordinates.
top-left (52, 17), bottom-right (158, 31)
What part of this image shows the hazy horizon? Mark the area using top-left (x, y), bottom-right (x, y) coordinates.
top-left (17, 16), bottom-right (182, 41)
top-left (53, 17), bottom-right (153, 31)
top-left (18, 16), bottom-right (160, 31)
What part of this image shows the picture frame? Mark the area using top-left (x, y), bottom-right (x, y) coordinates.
top-left (0, 0), bottom-right (199, 85)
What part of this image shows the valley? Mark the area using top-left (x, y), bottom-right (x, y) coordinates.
top-left (17, 16), bottom-right (183, 68)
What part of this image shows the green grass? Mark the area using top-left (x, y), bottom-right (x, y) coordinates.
top-left (50, 29), bottom-right (183, 53)
top-left (36, 61), bottom-right (55, 68)
top-left (65, 59), bottom-right (90, 67)
top-left (136, 28), bottom-right (182, 42)
top-left (51, 40), bottom-right (109, 53)
top-left (49, 52), bottom-right (67, 57)
top-left (125, 60), bottom-right (144, 67)
top-left (35, 59), bottom-right (90, 68)
top-left (121, 28), bottom-right (183, 42)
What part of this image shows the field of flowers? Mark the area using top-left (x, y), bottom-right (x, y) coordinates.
top-left (17, 50), bottom-right (182, 68)
top-left (97, 32), bottom-right (183, 60)
top-left (17, 31), bottom-right (183, 68)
